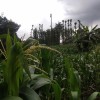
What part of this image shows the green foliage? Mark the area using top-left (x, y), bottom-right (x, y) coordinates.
top-left (20, 87), bottom-right (41, 100)
top-left (6, 31), bottom-right (12, 56)
top-left (52, 80), bottom-right (62, 100)
top-left (64, 57), bottom-right (81, 99)
top-left (0, 33), bottom-right (63, 100)
top-left (0, 28), bottom-right (100, 100)
top-left (52, 44), bottom-right (100, 99)
top-left (29, 74), bottom-right (51, 90)
top-left (2, 96), bottom-right (23, 100)
top-left (88, 92), bottom-right (100, 100)
top-left (75, 25), bottom-right (100, 52)
top-left (0, 33), bottom-right (24, 96)
top-left (0, 16), bottom-right (20, 34)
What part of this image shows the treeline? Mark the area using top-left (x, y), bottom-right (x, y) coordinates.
top-left (0, 16), bottom-right (20, 52)
top-left (31, 19), bottom-right (100, 45)
top-left (0, 15), bottom-right (99, 48)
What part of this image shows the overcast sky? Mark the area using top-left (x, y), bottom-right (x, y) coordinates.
top-left (0, 0), bottom-right (65, 39)
top-left (59, 0), bottom-right (100, 26)
top-left (0, 0), bottom-right (100, 39)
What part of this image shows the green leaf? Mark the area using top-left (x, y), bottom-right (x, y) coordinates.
top-left (64, 57), bottom-right (81, 99)
top-left (88, 92), bottom-right (99, 100)
top-left (2, 96), bottom-right (23, 100)
top-left (71, 91), bottom-right (79, 100)
top-left (22, 38), bottom-right (39, 50)
top-left (4, 42), bottom-right (24, 96)
top-left (6, 33), bottom-right (12, 56)
top-left (0, 34), bottom-right (7, 39)
top-left (52, 81), bottom-right (62, 100)
top-left (23, 59), bottom-right (31, 79)
top-left (13, 34), bottom-right (18, 44)
top-left (20, 87), bottom-right (41, 100)
top-left (30, 77), bottom-right (51, 90)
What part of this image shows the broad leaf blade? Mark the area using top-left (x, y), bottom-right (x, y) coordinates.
top-left (6, 33), bottom-right (12, 56)
top-left (2, 96), bottom-right (23, 100)
top-left (52, 81), bottom-right (62, 100)
top-left (5, 42), bottom-right (24, 96)
top-left (20, 87), bottom-right (41, 100)
top-left (31, 77), bottom-right (51, 90)
top-left (88, 92), bottom-right (99, 100)
top-left (71, 91), bottom-right (79, 100)
top-left (0, 34), bottom-right (7, 39)
top-left (64, 57), bottom-right (81, 99)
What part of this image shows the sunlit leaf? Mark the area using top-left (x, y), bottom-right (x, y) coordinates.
top-left (20, 87), bottom-right (41, 100)
top-left (2, 96), bottom-right (23, 100)
top-left (88, 92), bottom-right (99, 100)
top-left (52, 81), bottom-right (62, 100)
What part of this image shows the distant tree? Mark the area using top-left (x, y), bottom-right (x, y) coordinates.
top-left (45, 29), bottom-right (51, 45)
top-left (54, 22), bottom-right (63, 45)
top-left (75, 25), bottom-right (100, 52)
top-left (0, 16), bottom-right (20, 52)
top-left (33, 28), bottom-right (38, 39)
top-left (0, 16), bottom-right (20, 35)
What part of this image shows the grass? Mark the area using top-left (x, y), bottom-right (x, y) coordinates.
top-left (52, 43), bottom-right (100, 99)
top-left (0, 34), bottom-right (100, 100)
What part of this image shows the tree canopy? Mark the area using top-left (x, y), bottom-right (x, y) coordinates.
top-left (0, 16), bottom-right (20, 35)
top-left (0, 16), bottom-right (20, 53)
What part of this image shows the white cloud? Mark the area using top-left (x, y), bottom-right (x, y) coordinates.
top-left (0, 0), bottom-right (65, 39)
top-left (58, 0), bottom-right (100, 31)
